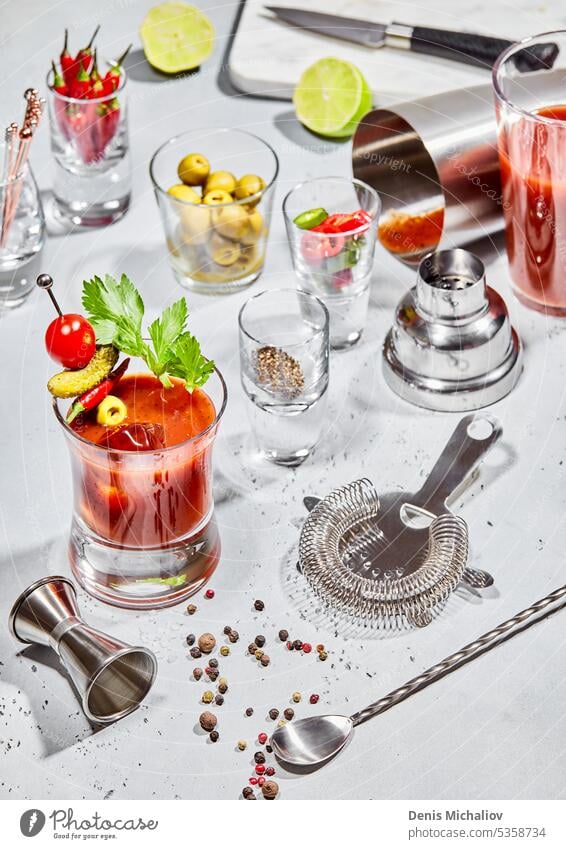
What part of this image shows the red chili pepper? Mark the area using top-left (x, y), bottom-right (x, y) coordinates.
top-left (76, 24), bottom-right (100, 74)
top-left (314, 209), bottom-right (372, 234)
top-left (301, 232), bottom-right (345, 264)
top-left (51, 61), bottom-right (68, 95)
top-left (60, 29), bottom-right (74, 85)
top-left (87, 51), bottom-right (105, 99)
top-left (70, 64), bottom-right (91, 99)
top-left (66, 358), bottom-right (130, 423)
top-left (103, 44), bottom-right (132, 93)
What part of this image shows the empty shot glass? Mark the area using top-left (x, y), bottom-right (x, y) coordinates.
top-left (283, 177), bottom-right (380, 349)
top-left (239, 289), bottom-right (329, 466)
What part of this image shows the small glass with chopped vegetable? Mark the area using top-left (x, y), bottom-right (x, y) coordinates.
top-left (46, 273), bottom-right (226, 609)
top-left (283, 177), bottom-right (380, 350)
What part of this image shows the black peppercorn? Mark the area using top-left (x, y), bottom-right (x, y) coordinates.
top-left (228, 630), bottom-right (239, 643)
top-left (209, 657), bottom-right (218, 669)
top-left (242, 787), bottom-right (256, 800)
top-left (283, 707), bottom-right (294, 721)
top-left (207, 668), bottom-right (219, 682)
top-left (278, 629), bottom-right (289, 642)
top-left (293, 639), bottom-right (303, 651)
top-left (248, 642), bottom-right (258, 655)
top-left (190, 646), bottom-right (202, 659)
top-left (266, 744), bottom-right (273, 754)
top-left (269, 708), bottom-right (279, 720)
top-left (209, 730), bottom-right (219, 742)
top-left (215, 694), bottom-right (224, 706)
top-left (254, 751), bottom-right (266, 764)
top-left (255, 634), bottom-right (266, 648)
top-left (223, 625), bottom-right (232, 635)
top-left (260, 654), bottom-right (270, 667)
top-left (186, 633), bottom-right (196, 646)
top-left (193, 667), bottom-right (203, 681)
top-left (245, 707), bottom-right (254, 717)
top-left (254, 599), bottom-right (265, 611)
top-left (187, 604), bottom-right (197, 615)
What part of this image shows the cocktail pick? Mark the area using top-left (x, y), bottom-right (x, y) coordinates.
top-left (271, 583), bottom-right (566, 767)
top-left (9, 576), bottom-right (158, 724)
top-left (36, 273), bottom-right (63, 316)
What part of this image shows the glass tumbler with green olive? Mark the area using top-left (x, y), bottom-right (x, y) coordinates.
top-left (150, 129), bottom-right (279, 294)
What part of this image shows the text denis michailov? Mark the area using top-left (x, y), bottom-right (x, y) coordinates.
top-left (409, 810), bottom-right (504, 821)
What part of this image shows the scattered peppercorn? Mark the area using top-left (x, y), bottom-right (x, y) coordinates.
top-left (238, 740), bottom-right (247, 751)
top-left (254, 599), bottom-right (265, 611)
top-left (302, 642), bottom-right (312, 653)
top-left (218, 677), bottom-right (228, 693)
top-left (284, 707), bottom-right (294, 720)
top-left (254, 649), bottom-right (264, 661)
top-left (193, 667), bottom-right (203, 681)
top-left (254, 751), bottom-right (266, 764)
top-left (186, 633), bottom-right (196, 646)
top-left (248, 643), bottom-right (258, 655)
top-left (190, 646), bottom-right (202, 659)
top-left (286, 641), bottom-right (294, 651)
top-left (223, 625), bottom-right (232, 636)
top-left (255, 634), bottom-right (266, 648)
top-left (198, 632), bottom-right (216, 653)
top-left (209, 730), bottom-right (219, 742)
top-left (228, 630), bottom-right (239, 644)
top-left (242, 787), bottom-right (256, 800)
top-left (187, 604), bottom-right (197, 615)
top-left (309, 693), bottom-right (320, 704)
top-left (206, 668), bottom-right (219, 682)
top-left (265, 766), bottom-right (275, 776)
top-left (319, 650), bottom-right (328, 661)
top-left (220, 646), bottom-right (230, 657)
top-left (205, 589), bottom-right (215, 599)
top-left (293, 639), bottom-right (303, 651)
top-left (199, 710), bottom-right (217, 731)
top-left (277, 719), bottom-right (286, 728)
top-left (258, 776), bottom-right (266, 787)
top-left (262, 780), bottom-right (279, 800)
top-left (278, 629), bottom-right (289, 642)
top-left (209, 658), bottom-right (219, 669)
top-left (255, 763), bottom-right (266, 775)
top-left (202, 690), bottom-right (214, 704)
top-left (260, 654), bottom-right (270, 667)
top-left (292, 692), bottom-right (301, 703)
top-left (258, 732), bottom-right (268, 744)
top-left (249, 777), bottom-right (258, 785)
top-left (245, 707), bottom-right (254, 717)
top-left (215, 694), bottom-right (224, 706)
top-left (266, 744), bottom-right (273, 754)
top-left (316, 644), bottom-right (325, 653)
top-left (269, 708), bottom-right (279, 720)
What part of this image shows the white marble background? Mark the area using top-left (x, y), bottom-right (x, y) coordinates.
top-left (1, 0), bottom-right (566, 801)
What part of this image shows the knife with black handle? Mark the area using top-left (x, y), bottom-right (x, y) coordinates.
top-left (265, 8), bottom-right (558, 72)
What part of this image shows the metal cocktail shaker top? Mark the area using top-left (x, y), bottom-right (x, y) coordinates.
top-left (383, 249), bottom-right (522, 411)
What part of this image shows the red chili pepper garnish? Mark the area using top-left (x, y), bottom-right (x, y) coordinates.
top-left (69, 64), bottom-right (91, 99)
top-left (66, 358), bottom-right (130, 424)
top-left (103, 44), bottom-right (132, 93)
top-left (301, 232), bottom-right (345, 263)
top-left (60, 29), bottom-right (75, 86)
top-left (76, 24), bottom-right (100, 74)
top-left (313, 209), bottom-right (372, 234)
top-left (51, 61), bottom-right (68, 95)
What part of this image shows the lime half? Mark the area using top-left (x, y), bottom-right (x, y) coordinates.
top-left (293, 57), bottom-right (373, 139)
top-left (140, 2), bottom-right (215, 74)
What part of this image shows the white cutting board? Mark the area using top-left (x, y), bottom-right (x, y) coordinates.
top-left (228, 0), bottom-right (562, 104)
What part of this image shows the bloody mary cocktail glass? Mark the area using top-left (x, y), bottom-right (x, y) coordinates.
top-left (54, 362), bottom-right (227, 609)
top-left (494, 31), bottom-right (566, 315)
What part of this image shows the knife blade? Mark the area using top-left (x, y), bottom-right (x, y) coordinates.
top-left (264, 7), bottom-right (557, 71)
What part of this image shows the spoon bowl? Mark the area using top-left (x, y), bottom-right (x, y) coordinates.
top-left (270, 714), bottom-right (353, 767)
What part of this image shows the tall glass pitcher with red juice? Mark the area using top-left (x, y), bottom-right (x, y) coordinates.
top-left (55, 362), bottom-right (226, 610)
top-left (494, 31), bottom-right (566, 315)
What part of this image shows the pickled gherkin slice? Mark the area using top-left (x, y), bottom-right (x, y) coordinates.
top-left (47, 345), bottom-right (119, 398)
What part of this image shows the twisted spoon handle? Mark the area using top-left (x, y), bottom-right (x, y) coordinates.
top-left (351, 584), bottom-right (566, 726)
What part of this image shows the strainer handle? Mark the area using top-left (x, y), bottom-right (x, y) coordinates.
top-left (413, 413), bottom-right (502, 516)
top-left (350, 583), bottom-right (566, 726)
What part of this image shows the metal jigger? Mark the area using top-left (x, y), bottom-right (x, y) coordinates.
top-left (9, 576), bottom-right (157, 724)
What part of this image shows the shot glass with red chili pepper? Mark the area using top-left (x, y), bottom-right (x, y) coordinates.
top-left (283, 177), bottom-right (380, 350)
top-left (46, 52), bottom-right (131, 228)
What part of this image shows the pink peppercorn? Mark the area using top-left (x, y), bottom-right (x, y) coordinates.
top-left (310, 694), bottom-right (320, 704)
top-left (204, 589), bottom-right (215, 599)
top-left (302, 642), bottom-right (312, 653)
top-left (258, 732), bottom-right (268, 744)
top-left (286, 641), bottom-right (293, 651)
top-left (250, 777), bottom-right (258, 785)
top-left (265, 766), bottom-right (275, 776)
top-left (258, 776), bottom-right (266, 786)
top-left (255, 764), bottom-right (266, 775)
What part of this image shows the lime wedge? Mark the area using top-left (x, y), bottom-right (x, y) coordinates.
top-left (293, 58), bottom-right (373, 139)
top-left (140, 2), bottom-right (215, 73)
top-left (293, 208), bottom-right (328, 229)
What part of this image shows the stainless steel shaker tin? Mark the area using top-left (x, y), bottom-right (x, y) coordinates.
top-left (383, 249), bottom-right (522, 411)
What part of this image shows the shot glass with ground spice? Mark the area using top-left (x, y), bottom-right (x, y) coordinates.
top-left (238, 289), bottom-right (329, 466)
top-left (283, 177), bottom-right (380, 350)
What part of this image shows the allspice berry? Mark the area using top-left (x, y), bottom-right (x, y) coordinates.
top-left (198, 632), bottom-right (216, 654)
top-left (199, 710), bottom-right (217, 731)
top-left (283, 707), bottom-right (294, 720)
top-left (260, 654), bottom-right (270, 667)
top-left (262, 780), bottom-right (279, 800)
top-left (187, 604), bottom-right (197, 615)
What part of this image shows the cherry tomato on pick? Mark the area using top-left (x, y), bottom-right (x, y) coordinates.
top-left (45, 314), bottom-right (96, 369)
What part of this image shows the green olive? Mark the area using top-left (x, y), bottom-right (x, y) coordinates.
top-left (168, 184), bottom-right (201, 204)
top-left (234, 245), bottom-right (262, 275)
top-left (234, 173), bottom-right (266, 203)
top-left (213, 205), bottom-right (249, 240)
top-left (180, 205), bottom-right (211, 244)
top-left (177, 153), bottom-right (210, 186)
top-left (205, 170), bottom-right (236, 195)
top-left (211, 242), bottom-right (241, 266)
top-left (203, 189), bottom-right (233, 206)
top-left (97, 395), bottom-right (128, 426)
top-left (241, 210), bottom-right (264, 245)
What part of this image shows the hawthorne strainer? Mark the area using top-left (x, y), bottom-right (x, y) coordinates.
top-left (299, 414), bottom-right (500, 627)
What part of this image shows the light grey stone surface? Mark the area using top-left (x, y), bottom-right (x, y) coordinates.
top-left (1, 0), bottom-right (566, 801)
